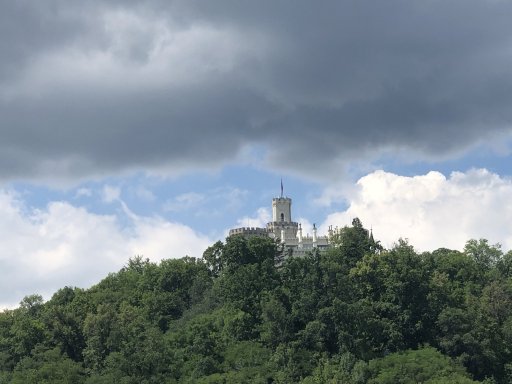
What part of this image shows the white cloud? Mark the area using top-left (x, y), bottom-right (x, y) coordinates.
top-left (218, 187), bottom-right (248, 211)
top-left (296, 217), bottom-right (314, 238)
top-left (163, 187), bottom-right (248, 214)
top-left (235, 207), bottom-right (271, 229)
top-left (128, 216), bottom-right (211, 261)
top-left (320, 169), bottom-right (512, 252)
top-left (0, 190), bottom-right (212, 310)
top-left (133, 185), bottom-right (156, 202)
top-left (102, 185), bottom-right (121, 203)
top-left (74, 187), bottom-right (92, 198)
top-left (164, 192), bottom-right (205, 212)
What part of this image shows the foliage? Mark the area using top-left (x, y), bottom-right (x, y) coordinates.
top-left (2, 220), bottom-right (512, 382)
top-left (366, 347), bottom-right (478, 384)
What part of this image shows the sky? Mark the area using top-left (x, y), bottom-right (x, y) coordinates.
top-left (2, 0), bottom-right (512, 308)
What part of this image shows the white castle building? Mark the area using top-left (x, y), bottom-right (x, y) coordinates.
top-left (229, 186), bottom-right (333, 255)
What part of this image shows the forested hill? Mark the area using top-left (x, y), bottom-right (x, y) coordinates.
top-left (1, 219), bottom-right (511, 383)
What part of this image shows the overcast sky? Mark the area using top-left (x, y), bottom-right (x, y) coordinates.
top-left (2, 0), bottom-right (512, 308)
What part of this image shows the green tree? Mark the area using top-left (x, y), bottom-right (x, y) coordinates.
top-left (10, 346), bottom-right (85, 384)
top-left (367, 347), bottom-right (478, 384)
top-left (350, 239), bottom-right (431, 352)
top-left (329, 218), bottom-right (380, 268)
top-left (43, 287), bottom-right (86, 361)
top-left (9, 295), bottom-right (46, 364)
top-left (301, 352), bottom-right (368, 384)
top-left (464, 239), bottom-right (502, 272)
top-left (203, 241), bottom-right (225, 277)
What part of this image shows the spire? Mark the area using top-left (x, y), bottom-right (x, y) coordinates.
top-left (280, 178), bottom-right (284, 198)
top-left (369, 226), bottom-right (379, 253)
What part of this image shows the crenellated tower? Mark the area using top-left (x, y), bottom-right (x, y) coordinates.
top-left (266, 196), bottom-right (299, 242)
top-left (229, 180), bottom-right (332, 256)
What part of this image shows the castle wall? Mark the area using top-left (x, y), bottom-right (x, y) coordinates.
top-left (228, 191), bottom-right (333, 256)
top-left (228, 227), bottom-right (268, 238)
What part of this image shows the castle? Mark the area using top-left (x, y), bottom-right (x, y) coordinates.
top-left (229, 184), bottom-right (334, 256)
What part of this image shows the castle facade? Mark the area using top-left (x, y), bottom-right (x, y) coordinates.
top-left (229, 191), bottom-right (333, 256)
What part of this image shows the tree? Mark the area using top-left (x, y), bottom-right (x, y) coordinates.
top-left (367, 347), bottom-right (478, 384)
top-left (464, 239), bottom-right (502, 272)
top-left (328, 218), bottom-right (379, 270)
top-left (10, 346), bottom-right (85, 384)
top-left (203, 241), bottom-right (224, 277)
top-left (350, 239), bottom-right (431, 351)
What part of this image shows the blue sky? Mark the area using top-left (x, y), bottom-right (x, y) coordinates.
top-left (2, 0), bottom-right (512, 308)
top-left (10, 165), bottom-right (344, 238)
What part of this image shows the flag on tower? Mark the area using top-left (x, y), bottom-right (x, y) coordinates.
top-left (280, 178), bottom-right (283, 197)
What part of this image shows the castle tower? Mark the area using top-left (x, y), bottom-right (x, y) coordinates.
top-left (229, 181), bottom-right (332, 256)
top-left (272, 197), bottom-right (292, 223)
top-left (266, 181), bottom-right (298, 242)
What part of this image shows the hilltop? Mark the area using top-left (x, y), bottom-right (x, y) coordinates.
top-left (1, 219), bottom-right (510, 383)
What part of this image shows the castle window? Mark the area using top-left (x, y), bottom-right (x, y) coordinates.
top-left (280, 213), bottom-right (284, 222)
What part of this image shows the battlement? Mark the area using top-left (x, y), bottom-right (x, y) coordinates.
top-left (272, 197), bottom-right (291, 202)
top-left (266, 221), bottom-right (299, 229)
top-left (228, 227), bottom-right (268, 237)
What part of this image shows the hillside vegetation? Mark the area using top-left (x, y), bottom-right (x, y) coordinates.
top-left (1, 219), bottom-right (512, 383)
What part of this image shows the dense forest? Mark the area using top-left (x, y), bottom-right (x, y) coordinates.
top-left (1, 218), bottom-right (512, 383)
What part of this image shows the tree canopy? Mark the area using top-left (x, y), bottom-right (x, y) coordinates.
top-left (1, 221), bottom-right (511, 383)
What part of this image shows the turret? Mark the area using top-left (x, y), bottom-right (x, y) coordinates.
top-left (272, 197), bottom-right (292, 223)
top-left (266, 181), bottom-right (299, 243)
top-left (328, 225), bottom-right (334, 239)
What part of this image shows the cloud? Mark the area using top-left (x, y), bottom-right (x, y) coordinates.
top-left (0, 189), bottom-right (212, 309)
top-left (320, 169), bottom-right (512, 252)
top-left (133, 185), bottom-right (156, 202)
top-left (164, 192), bottom-right (206, 212)
top-left (102, 185), bottom-right (121, 203)
top-left (295, 217), bottom-right (314, 239)
top-left (235, 207), bottom-right (271, 229)
top-left (74, 187), bottom-right (92, 198)
top-left (2, 1), bottom-right (512, 183)
top-left (163, 187), bottom-right (247, 215)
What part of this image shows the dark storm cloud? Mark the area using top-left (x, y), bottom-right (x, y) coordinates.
top-left (1, 0), bottom-right (512, 181)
